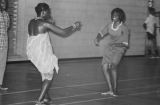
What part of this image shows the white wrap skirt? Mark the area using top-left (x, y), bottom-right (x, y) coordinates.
top-left (26, 33), bottom-right (59, 81)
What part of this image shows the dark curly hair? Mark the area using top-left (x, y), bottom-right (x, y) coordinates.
top-left (35, 3), bottom-right (50, 16)
top-left (111, 8), bottom-right (126, 23)
top-left (148, 7), bottom-right (155, 15)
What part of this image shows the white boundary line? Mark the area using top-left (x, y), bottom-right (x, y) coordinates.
top-left (7, 90), bottom-right (158, 105)
top-left (58, 91), bottom-right (158, 105)
top-left (1, 76), bottom-right (160, 96)
top-left (3, 84), bottom-right (160, 105)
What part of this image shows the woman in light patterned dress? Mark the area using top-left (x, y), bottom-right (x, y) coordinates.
top-left (95, 8), bottom-right (130, 96)
top-left (0, 0), bottom-right (10, 91)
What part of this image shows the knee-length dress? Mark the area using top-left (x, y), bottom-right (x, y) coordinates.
top-left (26, 33), bottom-right (59, 81)
top-left (0, 11), bottom-right (10, 85)
top-left (99, 23), bottom-right (129, 65)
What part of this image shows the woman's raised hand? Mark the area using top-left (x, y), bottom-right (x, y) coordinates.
top-left (73, 21), bottom-right (82, 31)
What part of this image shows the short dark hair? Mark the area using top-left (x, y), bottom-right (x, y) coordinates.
top-left (35, 3), bottom-right (50, 16)
top-left (111, 8), bottom-right (126, 23)
top-left (148, 7), bottom-right (155, 15)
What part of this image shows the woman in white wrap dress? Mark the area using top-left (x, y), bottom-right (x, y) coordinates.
top-left (27, 3), bottom-right (81, 105)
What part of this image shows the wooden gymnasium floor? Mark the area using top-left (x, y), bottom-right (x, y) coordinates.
top-left (0, 56), bottom-right (160, 105)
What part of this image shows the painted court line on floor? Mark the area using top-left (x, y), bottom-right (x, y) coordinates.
top-left (7, 90), bottom-right (157, 105)
top-left (1, 76), bottom-right (160, 96)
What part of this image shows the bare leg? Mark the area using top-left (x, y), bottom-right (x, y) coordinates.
top-left (37, 79), bottom-right (52, 103)
top-left (151, 40), bottom-right (155, 56)
top-left (152, 38), bottom-right (158, 56)
top-left (44, 92), bottom-right (51, 100)
top-left (43, 92), bottom-right (53, 104)
top-left (102, 63), bottom-right (113, 92)
top-left (148, 40), bottom-right (153, 57)
top-left (110, 65), bottom-right (118, 95)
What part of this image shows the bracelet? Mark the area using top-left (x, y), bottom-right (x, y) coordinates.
top-left (99, 31), bottom-right (104, 37)
top-left (72, 23), bottom-right (77, 29)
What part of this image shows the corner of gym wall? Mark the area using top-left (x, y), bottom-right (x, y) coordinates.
top-left (15, 0), bottom-right (152, 60)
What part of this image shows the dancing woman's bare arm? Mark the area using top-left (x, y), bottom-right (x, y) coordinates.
top-left (44, 21), bottom-right (81, 38)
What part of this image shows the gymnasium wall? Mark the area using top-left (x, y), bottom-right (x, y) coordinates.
top-left (9, 0), bottom-right (160, 60)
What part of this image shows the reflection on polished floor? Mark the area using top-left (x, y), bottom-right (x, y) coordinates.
top-left (0, 56), bottom-right (160, 105)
